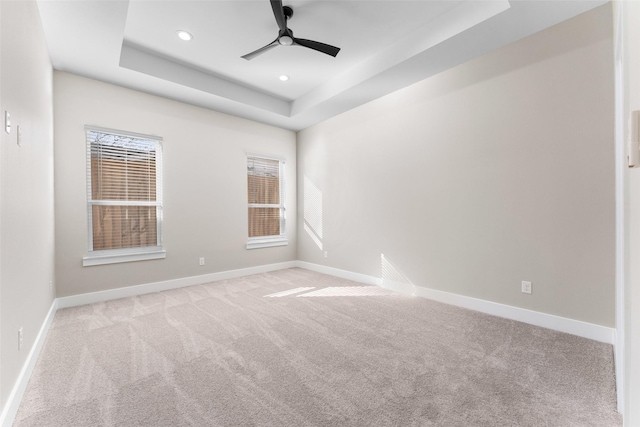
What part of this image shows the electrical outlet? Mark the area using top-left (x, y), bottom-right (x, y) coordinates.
top-left (199, 257), bottom-right (205, 266)
top-left (18, 327), bottom-right (23, 351)
top-left (324, 251), bottom-right (328, 258)
top-left (49, 280), bottom-right (53, 293)
top-left (521, 281), bottom-right (532, 294)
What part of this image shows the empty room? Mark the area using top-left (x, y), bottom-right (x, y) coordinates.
top-left (1, 0), bottom-right (640, 426)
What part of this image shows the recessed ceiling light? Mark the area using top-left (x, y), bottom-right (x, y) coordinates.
top-left (279, 75), bottom-right (290, 82)
top-left (176, 30), bottom-right (193, 41)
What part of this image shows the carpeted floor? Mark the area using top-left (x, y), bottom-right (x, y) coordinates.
top-left (14, 268), bottom-right (621, 426)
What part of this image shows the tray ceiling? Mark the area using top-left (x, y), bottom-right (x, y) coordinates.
top-left (36, 0), bottom-right (607, 131)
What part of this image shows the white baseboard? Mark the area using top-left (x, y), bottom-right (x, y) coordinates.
top-left (296, 261), bottom-right (381, 286)
top-left (296, 261), bottom-right (615, 345)
top-left (0, 299), bottom-right (58, 427)
top-left (411, 283), bottom-right (615, 345)
top-left (57, 261), bottom-right (298, 309)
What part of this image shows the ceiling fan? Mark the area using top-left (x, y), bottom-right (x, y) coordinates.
top-left (242, 0), bottom-right (341, 60)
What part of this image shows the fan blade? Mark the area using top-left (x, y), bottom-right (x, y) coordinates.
top-left (293, 38), bottom-right (340, 57)
top-left (270, 0), bottom-right (287, 32)
top-left (242, 38), bottom-right (279, 60)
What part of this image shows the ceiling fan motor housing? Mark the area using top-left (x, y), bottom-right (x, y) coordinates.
top-left (283, 6), bottom-right (293, 20)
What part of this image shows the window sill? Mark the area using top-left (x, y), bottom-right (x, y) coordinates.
top-left (246, 236), bottom-right (288, 250)
top-left (83, 248), bottom-right (166, 266)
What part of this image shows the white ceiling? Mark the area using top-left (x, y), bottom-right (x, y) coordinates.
top-left (36, 0), bottom-right (608, 131)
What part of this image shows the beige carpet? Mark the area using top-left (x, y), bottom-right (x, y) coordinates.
top-left (14, 268), bottom-right (621, 426)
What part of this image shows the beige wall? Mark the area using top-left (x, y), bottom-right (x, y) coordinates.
top-left (297, 5), bottom-right (615, 327)
top-left (0, 0), bottom-right (55, 413)
top-left (54, 72), bottom-right (296, 297)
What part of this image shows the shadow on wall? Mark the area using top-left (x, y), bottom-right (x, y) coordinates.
top-left (381, 254), bottom-right (416, 296)
top-left (304, 176), bottom-right (323, 250)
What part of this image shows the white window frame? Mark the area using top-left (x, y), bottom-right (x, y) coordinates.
top-left (83, 125), bottom-right (165, 266)
top-left (246, 153), bottom-right (288, 249)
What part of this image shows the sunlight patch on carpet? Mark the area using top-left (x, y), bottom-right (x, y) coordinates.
top-left (263, 287), bottom-right (315, 298)
top-left (296, 286), bottom-right (398, 297)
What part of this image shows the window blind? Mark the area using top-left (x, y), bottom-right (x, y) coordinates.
top-left (247, 156), bottom-right (285, 238)
top-left (86, 128), bottom-right (162, 252)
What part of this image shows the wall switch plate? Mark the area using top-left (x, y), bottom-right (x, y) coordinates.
top-left (199, 257), bottom-right (205, 266)
top-left (5, 111), bottom-right (11, 134)
top-left (17, 125), bottom-right (22, 146)
top-left (521, 281), bottom-right (532, 294)
top-left (324, 251), bottom-right (328, 258)
top-left (18, 327), bottom-right (23, 351)
top-left (630, 110), bottom-right (640, 168)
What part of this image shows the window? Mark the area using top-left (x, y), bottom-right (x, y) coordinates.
top-left (246, 154), bottom-right (287, 249)
top-left (83, 126), bottom-right (165, 266)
